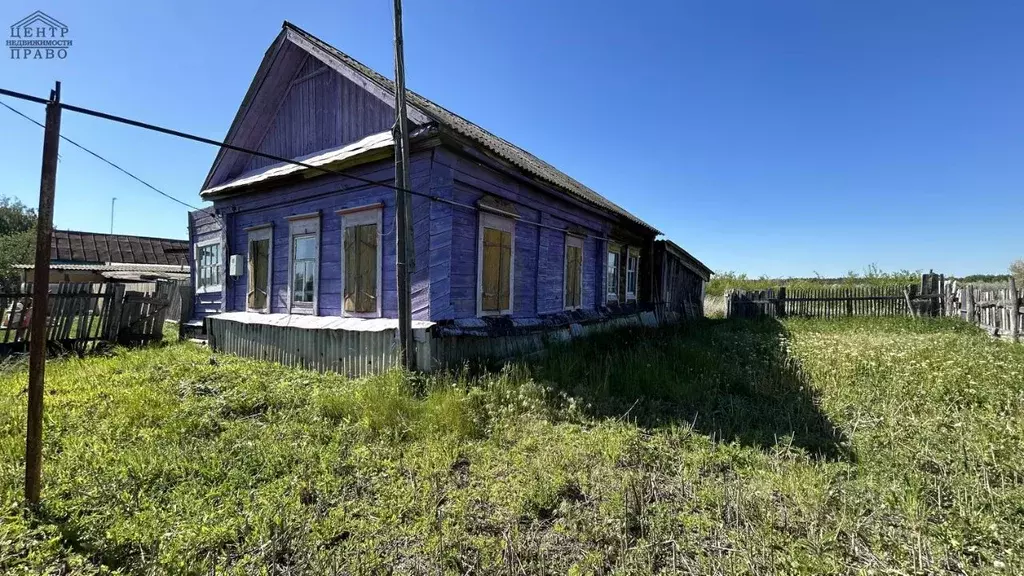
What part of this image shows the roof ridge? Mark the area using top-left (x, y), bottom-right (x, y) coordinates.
top-left (53, 229), bottom-right (188, 243)
top-left (281, 21), bottom-right (657, 233)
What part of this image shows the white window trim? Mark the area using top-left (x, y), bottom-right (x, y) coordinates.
top-left (245, 225), bottom-right (273, 313)
top-left (287, 213), bottom-right (320, 315)
top-left (606, 242), bottom-right (621, 303)
top-left (194, 238), bottom-right (222, 295)
top-left (563, 234), bottom-right (584, 310)
top-left (477, 211), bottom-right (515, 317)
top-left (338, 205), bottom-right (383, 318)
top-left (626, 247), bottom-right (640, 302)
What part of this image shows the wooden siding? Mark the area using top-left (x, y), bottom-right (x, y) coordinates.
top-left (198, 38), bottom-right (662, 324)
top-left (188, 208), bottom-right (223, 321)
top-left (243, 59), bottom-right (394, 174)
top-left (434, 148), bottom-right (629, 320)
top-left (215, 152), bottom-right (435, 320)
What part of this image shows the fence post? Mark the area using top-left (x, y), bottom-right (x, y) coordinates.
top-left (1010, 277), bottom-right (1019, 344)
top-left (966, 285), bottom-right (976, 325)
top-left (776, 287), bottom-right (786, 318)
top-left (106, 284), bottom-right (125, 342)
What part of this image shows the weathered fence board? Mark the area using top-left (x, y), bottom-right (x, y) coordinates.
top-left (725, 273), bottom-right (1023, 343)
top-left (0, 280), bottom-right (178, 355)
top-left (949, 278), bottom-right (1023, 342)
top-left (726, 273), bottom-right (946, 320)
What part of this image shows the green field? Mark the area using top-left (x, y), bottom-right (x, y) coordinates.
top-left (2, 317), bottom-right (1022, 574)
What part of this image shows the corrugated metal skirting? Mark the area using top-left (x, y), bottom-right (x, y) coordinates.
top-left (208, 318), bottom-right (431, 377)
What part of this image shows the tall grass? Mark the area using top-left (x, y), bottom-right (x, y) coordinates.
top-left (1, 317), bottom-right (1022, 574)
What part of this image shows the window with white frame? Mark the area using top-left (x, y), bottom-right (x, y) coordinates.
top-left (625, 247), bottom-right (640, 301)
top-left (564, 234), bottom-right (584, 310)
top-left (195, 239), bottom-right (221, 294)
top-left (246, 226), bottom-right (272, 313)
top-left (478, 211), bottom-right (515, 316)
top-left (288, 214), bottom-right (319, 313)
top-left (339, 205), bottom-right (382, 317)
top-left (606, 243), bottom-right (621, 303)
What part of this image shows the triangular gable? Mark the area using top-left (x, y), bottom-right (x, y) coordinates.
top-left (202, 27), bottom-right (429, 191)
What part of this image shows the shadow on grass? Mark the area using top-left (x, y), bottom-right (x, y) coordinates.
top-left (531, 317), bottom-right (855, 462)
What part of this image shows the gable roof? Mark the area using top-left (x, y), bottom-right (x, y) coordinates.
top-left (50, 230), bottom-right (189, 266)
top-left (203, 22), bottom-right (657, 233)
top-left (657, 239), bottom-right (713, 281)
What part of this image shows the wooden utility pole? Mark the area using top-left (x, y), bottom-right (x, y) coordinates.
top-left (25, 81), bottom-right (62, 506)
top-left (392, 0), bottom-right (414, 370)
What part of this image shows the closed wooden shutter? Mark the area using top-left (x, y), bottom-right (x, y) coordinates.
top-left (247, 239), bottom-right (269, 311)
top-left (481, 227), bottom-right (512, 312)
top-left (565, 244), bottom-right (582, 308)
top-left (345, 223), bottom-right (378, 313)
top-left (357, 223), bottom-right (377, 312)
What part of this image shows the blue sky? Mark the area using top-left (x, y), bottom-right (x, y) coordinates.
top-left (1, 0), bottom-right (1021, 277)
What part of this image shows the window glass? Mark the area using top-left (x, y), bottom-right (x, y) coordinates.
top-left (606, 249), bottom-right (620, 301)
top-left (292, 235), bottom-right (316, 304)
top-left (196, 243), bottom-right (220, 291)
top-left (626, 250), bottom-right (639, 298)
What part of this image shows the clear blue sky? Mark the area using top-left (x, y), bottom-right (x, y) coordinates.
top-left (1, 0), bottom-right (1021, 277)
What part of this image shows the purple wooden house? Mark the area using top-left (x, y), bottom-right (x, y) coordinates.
top-left (190, 22), bottom-right (705, 372)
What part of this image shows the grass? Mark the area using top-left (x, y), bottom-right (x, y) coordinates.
top-left (1, 317), bottom-right (1023, 574)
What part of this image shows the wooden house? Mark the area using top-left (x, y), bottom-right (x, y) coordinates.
top-left (653, 240), bottom-right (713, 320)
top-left (191, 22), bottom-right (709, 371)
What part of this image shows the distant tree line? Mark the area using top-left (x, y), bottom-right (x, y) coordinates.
top-left (0, 196), bottom-right (37, 290)
top-left (708, 263), bottom-right (1023, 297)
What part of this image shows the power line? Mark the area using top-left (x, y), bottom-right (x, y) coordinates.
top-left (0, 86), bottom-right (622, 240)
top-left (0, 98), bottom-right (200, 211)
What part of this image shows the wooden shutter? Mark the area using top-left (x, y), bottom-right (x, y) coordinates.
top-left (498, 229), bottom-right (512, 311)
top-left (253, 240), bottom-right (269, 310)
top-left (345, 223), bottom-right (379, 314)
top-left (482, 227), bottom-right (502, 311)
top-left (566, 244), bottom-right (582, 308)
top-left (247, 241), bottom-right (257, 309)
top-left (344, 226), bottom-right (356, 312)
top-left (357, 223), bottom-right (377, 313)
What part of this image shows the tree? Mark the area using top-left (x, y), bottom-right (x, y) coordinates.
top-left (0, 196), bottom-right (37, 289)
top-left (1012, 259), bottom-right (1024, 284)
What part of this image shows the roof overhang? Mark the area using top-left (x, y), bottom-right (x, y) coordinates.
top-left (658, 239), bottom-right (713, 281)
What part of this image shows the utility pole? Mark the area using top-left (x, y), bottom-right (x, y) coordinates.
top-left (25, 81), bottom-right (62, 506)
top-left (110, 197), bottom-right (116, 234)
top-left (392, 0), bottom-right (414, 370)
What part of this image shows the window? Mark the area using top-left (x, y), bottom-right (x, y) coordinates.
top-left (288, 214), bottom-right (320, 313)
top-left (246, 226), bottom-right (272, 312)
top-left (477, 212), bottom-right (514, 316)
top-left (195, 239), bottom-right (221, 294)
top-left (626, 247), bottom-right (639, 301)
top-left (564, 235), bottom-right (584, 310)
top-left (606, 243), bottom-right (621, 303)
top-left (340, 205), bottom-right (382, 317)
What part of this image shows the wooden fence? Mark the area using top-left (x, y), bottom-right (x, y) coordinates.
top-left (726, 285), bottom-right (920, 319)
top-left (725, 273), bottom-right (1023, 343)
top-left (950, 278), bottom-right (1021, 342)
top-left (0, 281), bottom-right (177, 355)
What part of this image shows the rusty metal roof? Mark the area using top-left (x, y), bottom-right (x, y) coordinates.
top-left (50, 230), bottom-right (189, 266)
